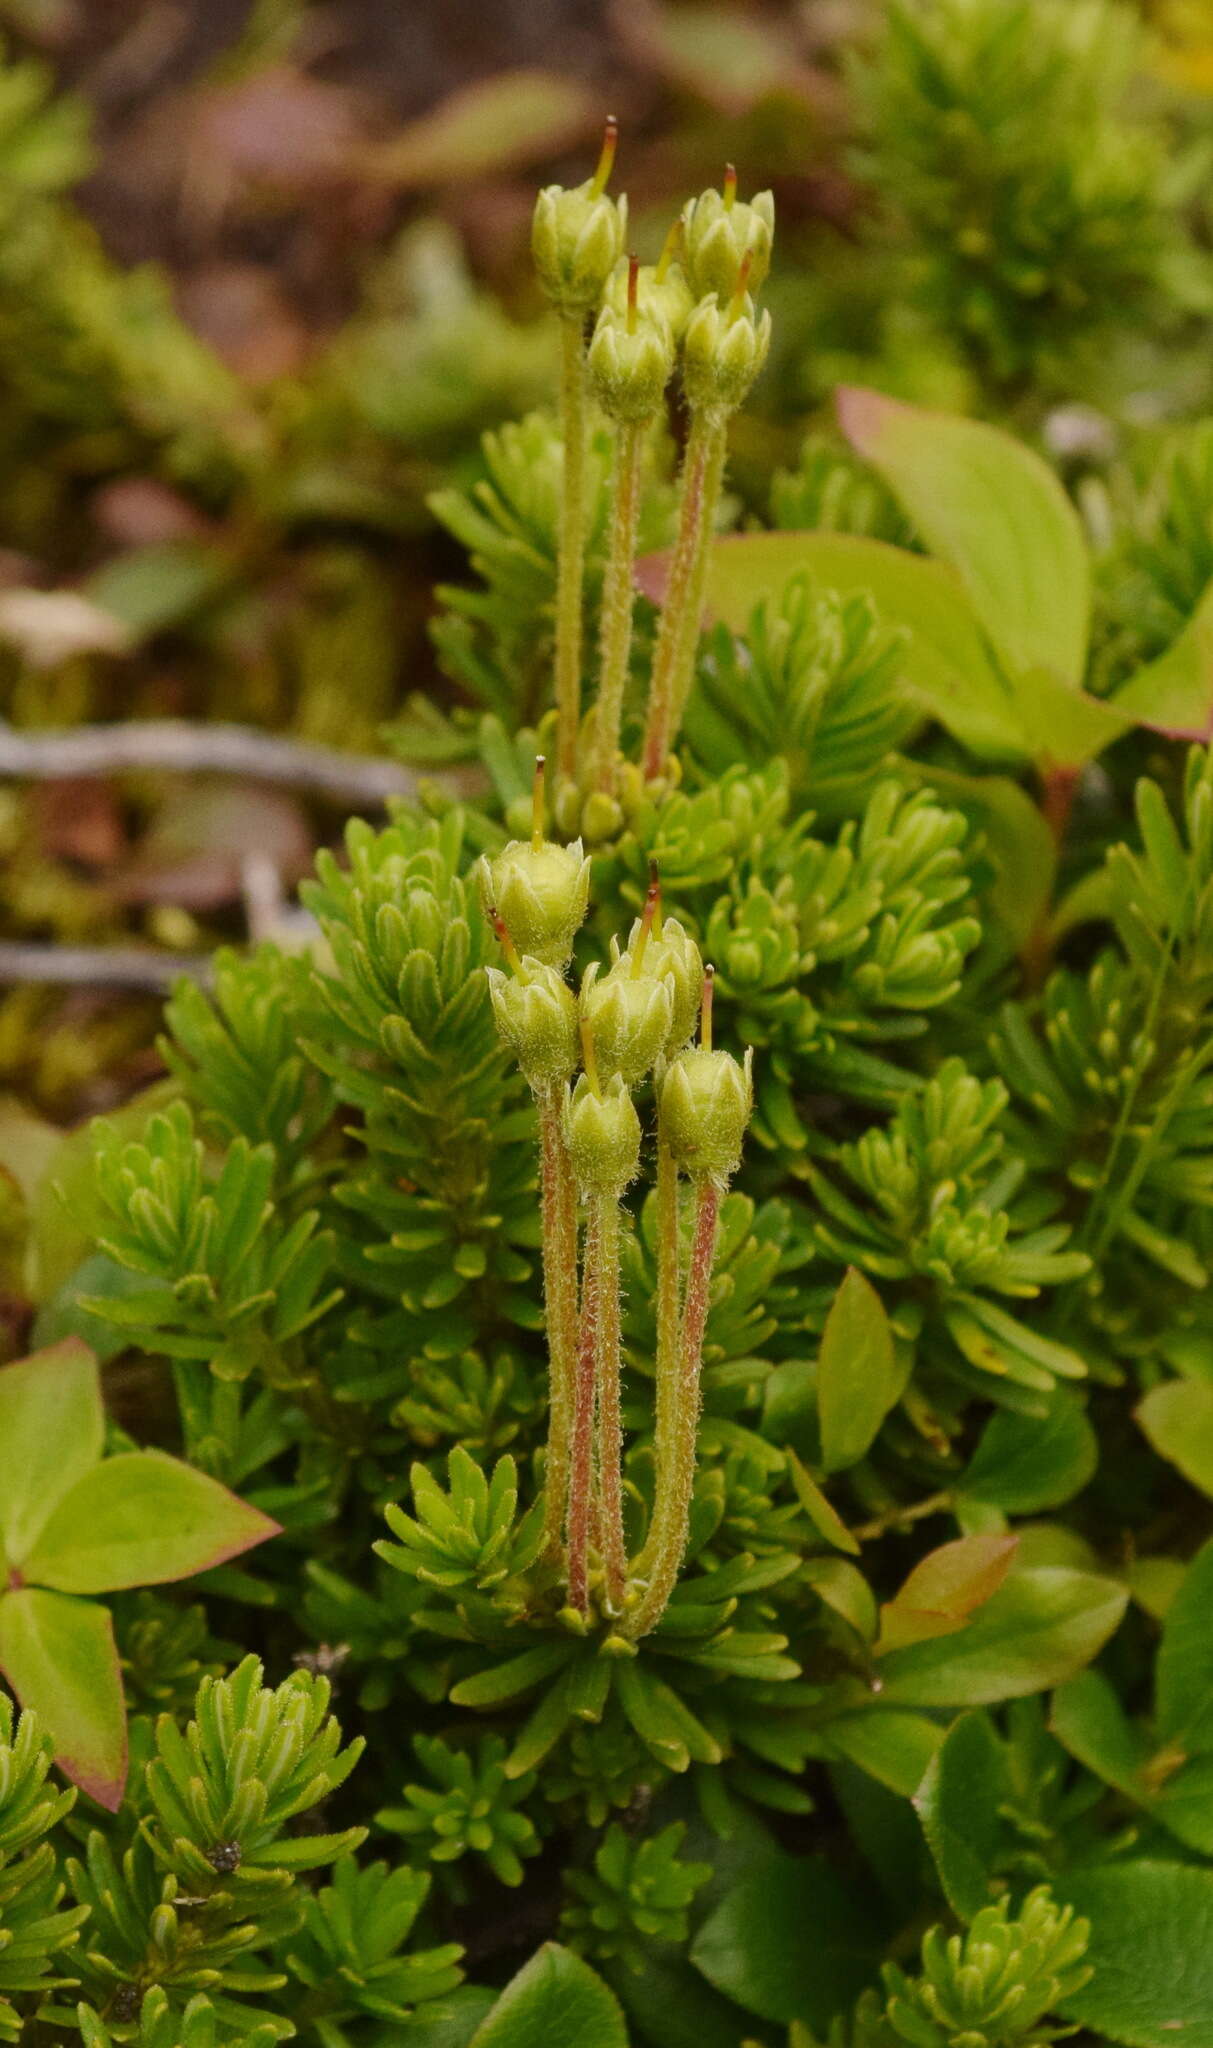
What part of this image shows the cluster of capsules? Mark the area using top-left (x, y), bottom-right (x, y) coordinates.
top-left (480, 761), bottom-right (751, 1634)
top-left (529, 118), bottom-right (776, 805)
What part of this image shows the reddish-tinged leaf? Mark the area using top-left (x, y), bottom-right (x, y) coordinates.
top-left (0, 1340), bottom-right (103, 1566)
top-left (0, 1587), bottom-right (127, 1808)
top-left (23, 1451), bottom-right (280, 1594)
top-left (878, 1567), bottom-right (1128, 1706)
top-left (878, 1534), bottom-right (1019, 1654)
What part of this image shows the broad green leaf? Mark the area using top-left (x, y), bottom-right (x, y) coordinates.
top-left (1126, 1555), bottom-right (1186, 1623)
top-left (1052, 1669), bottom-right (1147, 1795)
top-left (915, 1711), bottom-right (1012, 1921)
top-left (23, 1451), bottom-right (280, 1593)
top-left (960, 1394), bottom-right (1098, 1514)
top-left (817, 1268), bottom-right (901, 1475)
top-left (639, 530), bottom-right (1024, 756)
top-left (837, 386), bottom-right (1091, 687)
top-left (1005, 664), bottom-right (1132, 770)
top-left (691, 1852), bottom-right (882, 2026)
top-left (1113, 577), bottom-right (1213, 740)
top-left (1055, 1862), bottom-right (1213, 2048)
top-left (1154, 1538), bottom-right (1213, 1752)
top-left (0, 1586), bottom-right (126, 1808)
top-left (0, 1341), bottom-right (102, 1566)
top-left (823, 1709), bottom-right (943, 1796)
top-left (877, 1535), bottom-right (1018, 1653)
top-left (1053, 1670), bottom-right (1213, 1857)
top-left (803, 1556), bottom-right (878, 1643)
top-left (878, 1567), bottom-right (1127, 1707)
top-left (469, 1944), bottom-right (627, 2048)
top-left (609, 1953), bottom-right (751, 2048)
top-left (1136, 1377), bottom-right (1213, 1497)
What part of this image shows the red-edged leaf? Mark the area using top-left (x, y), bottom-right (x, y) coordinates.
top-left (0, 1587), bottom-right (127, 1808)
top-left (22, 1451), bottom-right (280, 1594)
top-left (0, 1340), bottom-right (102, 1567)
top-left (878, 1534), bottom-right (1019, 1653)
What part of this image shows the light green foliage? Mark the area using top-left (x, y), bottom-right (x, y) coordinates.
top-left (280, 1857), bottom-right (463, 2042)
top-left (69, 1656), bottom-right (368, 2038)
top-left (376, 1450), bottom-right (542, 1597)
top-left (377, 1735), bottom-right (541, 1890)
top-left (811, 1060), bottom-right (1089, 1408)
top-left (0, 1695), bottom-right (85, 2041)
top-left (87, 1101), bottom-right (341, 1390)
top-left (854, 0), bottom-right (1183, 387)
top-left (300, 809), bottom-right (537, 1356)
top-left (682, 575), bottom-right (918, 814)
top-left (561, 1822), bottom-right (711, 1973)
top-left (867, 1888), bottom-right (1091, 2048)
top-left (76, 1987), bottom-right (283, 2048)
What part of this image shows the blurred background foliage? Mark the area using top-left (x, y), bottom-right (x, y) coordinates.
top-left (3, 0), bottom-right (1213, 1133)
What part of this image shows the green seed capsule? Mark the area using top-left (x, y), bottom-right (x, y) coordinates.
top-left (615, 914), bottom-right (703, 1057)
top-left (532, 185), bottom-right (628, 317)
top-left (682, 182), bottom-right (774, 303)
top-left (486, 962), bottom-right (579, 1089)
top-left (581, 959), bottom-right (674, 1085)
top-left (588, 305), bottom-right (675, 422)
top-left (681, 293), bottom-right (771, 413)
top-left (566, 1073), bottom-right (642, 1195)
top-left (479, 839), bottom-right (591, 969)
top-left (660, 1045), bottom-right (753, 1183)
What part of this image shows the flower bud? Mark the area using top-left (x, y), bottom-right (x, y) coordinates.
top-left (532, 184), bottom-right (627, 317)
top-left (479, 840), bottom-right (590, 969)
top-left (580, 959), bottom-right (673, 1085)
top-left (618, 914), bottom-right (703, 1055)
top-left (681, 294), bottom-right (771, 414)
top-left (486, 961), bottom-right (579, 1089)
top-left (588, 305), bottom-right (675, 422)
top-left (604, 257), bottom-right (694, 348)
top-left (682, 182), bottom-right (774, 303)
top-left (660, 1046), bottom-right (753, 1183)
top-left (565, 1073), bottom-right (642, 1194)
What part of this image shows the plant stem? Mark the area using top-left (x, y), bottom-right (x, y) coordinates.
top-left (1041, 764), bottom-right (1080, 849)
top-left (593, 1193), bottom-right (627, 1609)
top-left (642, 407), bottom-right (729, 781)
top-left (538, 1086), bottom-right (579, 1565)
top-left (593, 418), bottom-right (645, 795)
top-left (850, 1490), bottom-right (953, 1543)
top-left (634, 1134), bottom-right (681, 1572)
top-left (627, 1175), bottom-right (718, 1636)
top-left (567, 1199), bottom-right (601, 1614)
top-left (556, 313), bottom-right (589, 781)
